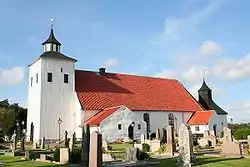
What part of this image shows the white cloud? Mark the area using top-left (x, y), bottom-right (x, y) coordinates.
top-left (210, 53), bottom-right (250, 81)
top-left (226, 101), bottom-right (250, 123)
top-left (103, 58), bottom-right (119, 68)
top-left (162, 1), bottom-right (222, 41)
top-left (0, 67), bottom-right (25, 85)
top-left (154, 69), bottom-right (178, 79)
top-left (198, 40), bottom-right (222, 56)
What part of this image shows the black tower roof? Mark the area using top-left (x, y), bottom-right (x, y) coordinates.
top-left (198, 80), bottom-right (228, 115)
top-left (42, 28), bottom-right (61, 46)
top-left (198, 79), bottom-right (212, 92)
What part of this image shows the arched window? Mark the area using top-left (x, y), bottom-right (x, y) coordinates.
top-left (143, 113), bottom-right (150, 139)
top-left (168, 113), bottom-right (174, 128)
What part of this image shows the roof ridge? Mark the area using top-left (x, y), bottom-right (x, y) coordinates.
top-left (75, 69), bottom-right (179, 82)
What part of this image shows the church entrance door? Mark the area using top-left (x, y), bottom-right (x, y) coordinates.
top-left (128, 125), bottom-right (134, 140)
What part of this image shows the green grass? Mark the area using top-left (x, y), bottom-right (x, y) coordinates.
top-left (150, 156), bottom-right (250, 167)
top-left (1, 155), bottom-right (250, 167)
top-left (0, 155), bottom-right (66, 167)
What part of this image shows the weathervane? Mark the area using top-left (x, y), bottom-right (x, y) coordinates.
top-left (50, 17), bottom-right (54, 29)
top-left (202, 68), bottom-right (207, 81)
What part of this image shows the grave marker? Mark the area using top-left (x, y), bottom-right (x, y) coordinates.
top-left (178, 123), bottom-right (195, 166)
top-left (89, 131), bottom-right (102, 167)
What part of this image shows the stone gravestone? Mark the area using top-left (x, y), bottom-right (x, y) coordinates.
top-left (69, 132), bottom-right (76, 151)
top-left (166, 125), bottom-right (174, 156)
top-left (21, 137), bottom-right (25, 150)
top-left (30, 122), bottom-right (34, 142)
top-left (162, 128), bottom-right (167, 144)
top-left (89, 131), bottom-right (102, 167)
top-left (40, 137), bottom-right (45, 149)
top-left (125, 147), bottom-right (138, 162)
top-left (102, 140), bottom-right (108, 151)
top-left (12, 131), bottom-right (17, 152)
top-left (156, 128), bottom-right (161, 140)
top-left (247, 135), bottom-right (250, 146)
top-left (60, 148), bottom-right (70, 164)
top-left (64, 131), bottom-right (69, 148)
top-left (33, 141), bottom-right (38, 149)
top-left (25, 151), bottom-right (30, 160)
top-left (150, 139), bottom-right (161, 152)
top-left (221, 127), bottom-right (242, 158)
top-left (81, 124), bottom-right (90, 167)
top-left (178, 123), bottom-right (195, 166)
top-left (140, 134), bottom-right (145, 144)
top-left (223, 127), bottom-right (232, 142)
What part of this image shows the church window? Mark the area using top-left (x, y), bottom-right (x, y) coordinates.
top-left (138, 124), bottom-right (141, 130)
top-left (118, 124), bottom-right (122, 130)
top-left (36, 73), bottom-right (38, 83)
top-left (47, 73), bottom-right (52, 82)
top-left (168, 113), bottom-right (174, 128)
top-left (64, 74), bottom-right (69, 83)
top-left (30, 77), bottom-right (33, 86)
top-left (143, 113), bottom-right (150, 139)
top-left (61, 68), bottom-right (63, 72)
top-left (195, 126), bottom-right (200, 131)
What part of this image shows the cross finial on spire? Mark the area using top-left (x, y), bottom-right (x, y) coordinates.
top-left (202, 68), bottom-right (207, 82)
top-left (50, 17), bottom-right (54, 29)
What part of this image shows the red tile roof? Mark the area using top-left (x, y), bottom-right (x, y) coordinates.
top-left (84, 106), bottom-right (122, 126)
top-left (188, 111), bottom-right (213, 125)
top-left (75, 70), bottom-right (203, 112)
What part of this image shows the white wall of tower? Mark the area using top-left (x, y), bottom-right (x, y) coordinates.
top-left (26, 59), bottom-right (42, 141)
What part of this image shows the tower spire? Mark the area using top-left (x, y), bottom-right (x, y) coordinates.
top-left (42, 17), bottom-right (61, 52)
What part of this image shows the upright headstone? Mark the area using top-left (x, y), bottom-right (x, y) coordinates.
top-left (156, 128), bottom-right (161, 140)
top-left (41, 137), bottom-right (45, 149)
top-left (33, 141), bottom-right (38, 149)
top-left (162, 128), bottom-right (167, 144)
top-left (60, 148), bottom-right (70, 164)
top-left (203, 130), bottom-right (209, 138)
top-left (248, 135), bottom-right (250, 145)
top-left (125, 147), bottom-right (138, 162)
top-left (178, 123), bottom-right (195, 166)
top-left (89, 131), bottom-right (102, 167)
top-left (223, 127), bottom-right (232, 143)
top-left (25, 151), bottom-right (30, 160)
top-left (12, 131), bottom-right (17, 152)
top-left (102, 140), bottom-right (108, 151)
top-left (82, 124), bottom-right (90, 167)
top-left (30, 122), bottom-right (34, 142)
top-left (64, 131), bottom-right (69, 148)
top-left (21, 137), bottom-right (25, 150)
top-left (166, 125), bottom-right (174, 156)
top-left (140, 134), bottom-right (145, 144)
top-left (69, 132), bottom-right (76, 150)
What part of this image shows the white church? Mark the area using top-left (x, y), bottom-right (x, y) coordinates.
top-left (26, 24), bottom-right (228, 143)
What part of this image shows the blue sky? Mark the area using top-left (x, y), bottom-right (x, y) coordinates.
top-left (0, 0), bottom-right (250, 122)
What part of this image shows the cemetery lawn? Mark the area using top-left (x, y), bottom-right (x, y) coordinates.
top-left (151, 156), bottom-right (250, 167)
top-left (0, 155), bottom-right (66, 167)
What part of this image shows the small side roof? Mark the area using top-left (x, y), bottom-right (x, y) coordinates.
top-left (83, 106), bottom-right (123, 126)
top-left (188, 111), bottom-right (213, 125)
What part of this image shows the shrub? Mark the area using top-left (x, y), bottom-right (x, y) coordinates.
top-left (137, 150), bottom-right (150, 160)
top-left (53, 147), bottom-right (60, 162)
top-left (70, 147), bottom-right (81, 163)
top-left (142, 143), bottom-right (150, 152)
top-left (157, 144), bottom-right (167, 154)
top-left (29, 151), bottom-right (40, 160)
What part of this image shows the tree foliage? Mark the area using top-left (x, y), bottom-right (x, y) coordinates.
top-left (234, 128), bottom-right (250, 140)
top-left (0, 99), bottom-right (27, 141)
